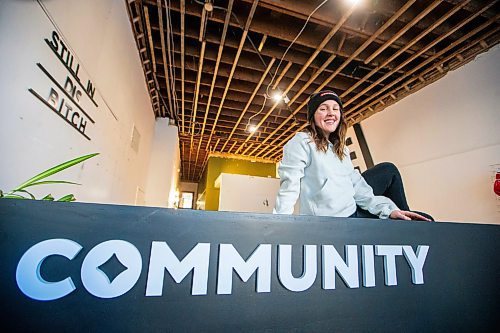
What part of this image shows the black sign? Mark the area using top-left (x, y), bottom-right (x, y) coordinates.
top-left (1, 200), bottom-right (499, 331)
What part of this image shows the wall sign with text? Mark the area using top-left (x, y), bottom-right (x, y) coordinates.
top-left (29, 31), bottom-right (98, 140)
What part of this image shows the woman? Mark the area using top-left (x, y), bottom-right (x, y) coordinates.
top-left (273, 90), bottom-right (430, 221)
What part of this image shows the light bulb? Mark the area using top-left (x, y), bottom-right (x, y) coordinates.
top-left (272, 92), bottom-right (282, 102)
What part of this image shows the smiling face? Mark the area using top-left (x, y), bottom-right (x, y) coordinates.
top-left (313, 99), bottom-right (341, 137)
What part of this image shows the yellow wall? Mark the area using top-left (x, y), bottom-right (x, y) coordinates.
top-left (202, 157), bottom-right (277, 211)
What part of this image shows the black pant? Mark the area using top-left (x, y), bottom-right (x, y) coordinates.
top-left (353, 162), bottom-right (433, 220)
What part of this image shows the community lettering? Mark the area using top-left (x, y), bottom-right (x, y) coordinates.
top-left (16, 239), bottom-right (429, 301)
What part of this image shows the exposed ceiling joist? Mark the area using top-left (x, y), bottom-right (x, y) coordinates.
top-left (127, 0), bottom-right (500, 182)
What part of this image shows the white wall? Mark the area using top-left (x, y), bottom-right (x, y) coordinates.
top-left (216, 173), bottom-right (280, 213)
top-left (144, 119), bottom-right (180, 208)
top-left (0, 0), bottom-right (161, 204)
top-left (179, 181), bottom-right (199, 205)
top-left (361, 46), bottom-right (500, 224)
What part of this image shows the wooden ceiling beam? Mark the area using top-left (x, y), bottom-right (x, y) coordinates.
top-left (348, 15), bottom-right (500, 119)
top-left (160, 22), bottom-right (407, 79)
top-left (341, 0), bottom-right (455, 100)
top-left (442, 0), bottom-right (498, 18)
top-left (240, 0), bottom-right (459, 42)
top-left (364, 0), bottom-right (442, 64)
top-left (177, 76), bottom-right (330, 108)
top-left (179, 132), bottom-right (275, 148)
top-left (127, 1), bottom-right (162, 117)
top-left (271, 60), bottom-right (293, 90)
top-left (166, 0), bottom-right (436, 58)
top-left (258, 124), bottom-right (297, 159)
top-left (179, 119), bottom-right (289, 138)
top-left (166, 48), bottom-right (383, 91)
top-left (261, 59), bottom-right (293, 137)
top-left (176, 59), bottom-right (271, 86)
top-left (181, 118), bottom-right (276, 134)
top-left (353, 30), bottom-right (500, 124)
top-left (180, 0), bottom-right (185, 132)
top-left (260, 123), bottom-right (308, 159)
top-left (203, 0), bottom-right (259, 156)
top-left (194, 0), bottom-right (235, 173)
top-left (181, 81), bottom-right (262, 103)
top-left (344, 1), bottom-right (494, 111)
top-left (208, 152), bottom-right (275, 164)
top-left (287, 50), bottom-right (338, 106)
top-left (164, 0), bottom-right (177, 119)
top-left (314, 0), bottom-right (417, 92)
top-left (188, 40), bottom-right (205, 151)
top-left (157, 0), bottom-right (174, 119)
top-left (176, 72), bottom-right (260, 95)
top-left (161, 0), bottom-right (430, 68)
top-left (144, 6), bottom-right (157, 73)
top-left (186, 0), bottom-right (262, 178)
top-left (182, 92), bottom-right (307, 118)
top-left (173, 71), bottom-right (369, 107)
top-left (340, 0), bottom-right (470, 106)
top-left (144, 5), bottom-right (162, 118)
top-left (221, 58), bottom-right (275, 153)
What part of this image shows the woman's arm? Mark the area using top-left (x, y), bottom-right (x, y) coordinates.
top-left (389, 210), bottom-right (431, 221)
top-left (273, 134), bottom-right (310, 214)
top-left (352, 169), bottom-right (430, 220)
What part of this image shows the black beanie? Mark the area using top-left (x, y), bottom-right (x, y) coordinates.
top-left (307, 90), bottom-right (343, 121)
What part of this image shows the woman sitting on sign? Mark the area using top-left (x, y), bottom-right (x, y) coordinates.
top-left (273, 90), bottom-right (432, 221)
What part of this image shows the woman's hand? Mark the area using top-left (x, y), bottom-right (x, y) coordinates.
top-left (390, 210), bottom-right (431, 221)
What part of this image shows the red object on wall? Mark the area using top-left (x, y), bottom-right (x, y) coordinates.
top-left (494, 172), bottom-right (500, 196)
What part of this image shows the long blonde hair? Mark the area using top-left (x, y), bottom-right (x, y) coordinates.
top-left (306, 112), bottom-right (348, 160)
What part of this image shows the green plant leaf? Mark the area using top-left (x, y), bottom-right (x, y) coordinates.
top-left (42, 194), bottom-right (55, 201)
top-left (13, 153), bottom-right (99, 192)
top-left (23, 180), bottom-right (81, 189)
top-left (14, 189), bottom-right (36, 200)
top-left (2, 194), bottom-right (29, 199)
top-left (57, 194), bottom-right (75, 202)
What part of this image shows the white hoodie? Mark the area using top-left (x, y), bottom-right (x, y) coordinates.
top-left (273, 132), bottom-right (398, 218)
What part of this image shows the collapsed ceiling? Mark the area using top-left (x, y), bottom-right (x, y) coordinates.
top-left (126, 0), bottom-right (500, 182)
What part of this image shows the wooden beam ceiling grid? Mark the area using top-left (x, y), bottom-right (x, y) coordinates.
top-left (126, 1), bottom-right (163, 117)
top-left (346, 7), bottom-right (500, 117)
top-left (352, 24), bottom-right (500, 124)
top-left (156, 4), bottom-right (416, 75)
top-left (153, 22), bottom-right (409, 92)
top-left (244, 0), bottom-right (498, 160)
top-left (127, 0), bottom-right (500, 182)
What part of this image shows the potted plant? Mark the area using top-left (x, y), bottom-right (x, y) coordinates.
top-left (0, 153), bottom-right (99, 202)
